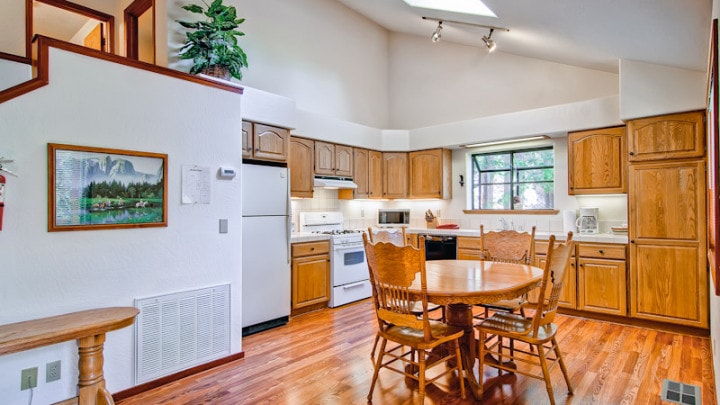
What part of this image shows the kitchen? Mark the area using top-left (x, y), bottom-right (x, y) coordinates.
top-left (0, 0), bottom-right (718, 404)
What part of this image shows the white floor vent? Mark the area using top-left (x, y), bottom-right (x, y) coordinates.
top-left (662, 379), bottom-right (701, 405)
top-left (135, 284), bottom-right (231, 384)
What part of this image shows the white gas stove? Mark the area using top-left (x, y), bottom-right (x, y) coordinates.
top-left (299, 212), bottom-right (371, 307)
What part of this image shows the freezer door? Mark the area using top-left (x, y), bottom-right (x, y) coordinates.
top-left (242, 164), bottom-right (289, 216)
top-left (242, 215), bottom-right (291, 327)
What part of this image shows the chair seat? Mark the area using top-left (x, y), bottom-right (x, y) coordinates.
top-left (478, 312), bottom-right (557, 344)
top-left (478, 297), bottom-right (523, 311)
top-left (380, 321), bottom-right (464, 349)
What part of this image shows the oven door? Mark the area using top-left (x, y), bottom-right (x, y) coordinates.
top-left (332, 243), bottom-right (369, 286)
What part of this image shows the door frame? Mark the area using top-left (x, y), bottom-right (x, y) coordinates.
top-left (124, 0), bottom-right (155, 62)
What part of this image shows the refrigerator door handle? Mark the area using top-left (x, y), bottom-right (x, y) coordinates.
top-left (286, 169), bottom-right (292, 264)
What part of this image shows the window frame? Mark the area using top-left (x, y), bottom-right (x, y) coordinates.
top-left (470, 146), bottom-right (555, 211)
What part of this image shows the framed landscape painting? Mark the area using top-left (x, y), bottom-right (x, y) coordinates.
top-left (48, 143), bottom-right (168, 231)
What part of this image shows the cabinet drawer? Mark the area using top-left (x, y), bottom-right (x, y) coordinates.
top-left (458, 248), bottom-right (483, 260)
top-left (577, 243), bottom-right (626, 260)
top-left (292, 241), bottom-right (330, 257)
top-left (457, 236), bottom-right (480, 250)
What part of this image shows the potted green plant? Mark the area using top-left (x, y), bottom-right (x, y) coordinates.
top-left (176, 0), bottom-right (248, 81)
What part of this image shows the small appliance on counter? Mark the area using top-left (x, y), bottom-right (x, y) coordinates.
top-left (575, 207), bottom-right (599, 234)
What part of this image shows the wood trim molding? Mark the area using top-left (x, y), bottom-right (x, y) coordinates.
top-left (124, 0), bottom-right (154, 61)
top-left (0, 51), bottom-right (31, 65)
top-left (463, 209), bottom-right (560, 215)
top-left (112, 352), bottom-right (245, 402)
top-left (0, 35), bottom-right (242, 104)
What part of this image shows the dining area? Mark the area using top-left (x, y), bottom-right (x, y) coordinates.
top-left (363, 226), bottom-right (576, 404)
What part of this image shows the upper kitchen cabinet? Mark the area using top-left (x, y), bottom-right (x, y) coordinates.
top-left (368, 150), bottom-right (383, 199)
top-left (314, 141), bottom-right (353, 177)
top-left (290, 137), bottom-right (314, 198)
top-left (242, 121), bottom-right (290, 163)
top-left (409, 149), bottom-right (452, 199)
top-left (567, 126), bottom-right (627, 194)
top-left (352, 148), bottom-right (370, 199)
top-left (382, 152), bottom-right (408, 199)
top-left (626, 111), bottom-right (705, 162)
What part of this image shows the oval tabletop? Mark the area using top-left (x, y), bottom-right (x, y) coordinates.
top-left (410, 260), bottom-right (544, 306)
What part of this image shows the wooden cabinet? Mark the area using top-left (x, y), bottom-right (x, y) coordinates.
top-left (405, 233), bottom-right (419, 248)
top-left (368, 150), bottom-right (383, 199)
top-left (242, 121), bottom-right (290, 162)
top-left (534, 240), bottom-right (576, 310)
top-left (291, 240), bottom-right (331, 315)
top-left (576, 243), bottom-right (627, 316)
top-left (627, 111), bottom-right (705, 162)
top-left (628, 159), bottom-right (708, 328)
top-left (457, 236), bottom-right (481, 260)
top-left (289, 137), bottom-right (314, 198)
top-left (352, 148), bottom-right (370, 198)
top-left (314, 141), bottom-right (353, 177)
top-left (409, 148), bottom-right (452, 199)
top-left (382, 152), bottom-right (408, 199)
top-left (568, 126), bottom-right (627, 194)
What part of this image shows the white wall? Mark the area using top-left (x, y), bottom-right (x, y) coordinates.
top-left (0, 59), bottom-right (31, 92)
top-left (388, 32), bottom-right (620, 129)
top-left (0, 48), bottom-right (244, 404)
top-left (0, 0), bottom-right (26, 56)
top-left (619, 59), bottom-right (707, 120)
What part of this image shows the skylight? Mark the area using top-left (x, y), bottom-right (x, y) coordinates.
top-left (402, 0), bottom-right (497, 18)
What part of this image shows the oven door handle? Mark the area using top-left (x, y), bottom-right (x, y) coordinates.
top-left (343, 281), bottom-right (367, 289)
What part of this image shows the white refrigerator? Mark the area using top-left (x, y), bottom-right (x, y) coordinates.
top-left (241, 163), bottom-right (291, 335)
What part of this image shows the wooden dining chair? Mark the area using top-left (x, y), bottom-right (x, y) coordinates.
top-left (366, 227), bottom-right (445, 359)
top-left (475, 225), bottom-right (537, 319)
top-left (476, 233), bottom-right (575, 405)
top-left (363, 233), bottom-right (466, 404)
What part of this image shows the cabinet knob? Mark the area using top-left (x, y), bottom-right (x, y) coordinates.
top-left (598, 249), bottom-right (605, 254)
top-left (629, 151), bottom-right (635, 156)
top-left (630, 240), bottom-right (635, 244)
top-left (310, 247), bottom-right (315, 251)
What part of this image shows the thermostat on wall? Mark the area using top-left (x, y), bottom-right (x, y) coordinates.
top-left (218, 167), bottom-right (237, 179)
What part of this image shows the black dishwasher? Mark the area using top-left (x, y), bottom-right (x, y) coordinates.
top-left (421, 234), bottom-right (457, 261)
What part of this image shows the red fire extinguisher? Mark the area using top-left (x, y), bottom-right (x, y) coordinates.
top-left (0, 173), bottom-right (5, 230)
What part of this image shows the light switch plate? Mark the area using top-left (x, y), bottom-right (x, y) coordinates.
top-left (219, 219), bottom-right (228, 234)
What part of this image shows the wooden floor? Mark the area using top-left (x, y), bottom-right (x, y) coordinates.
top-left (117, 299), bottom-right (716, 405)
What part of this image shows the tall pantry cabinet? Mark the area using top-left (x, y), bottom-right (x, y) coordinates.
top-left (627, 111), bottom-right (708, 329)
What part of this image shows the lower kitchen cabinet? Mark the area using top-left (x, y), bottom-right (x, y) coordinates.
top-left (457, 236), bottom-right (481, 260)
top-left (533, 244), bottom-right (576, 310)
top-left (576, 243), bottom-right (627, 316)
top-left (291, 240), bottom-right (330, 315)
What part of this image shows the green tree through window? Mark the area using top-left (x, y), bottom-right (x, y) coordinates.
top-left (471, 147), bottom-right (554, 210)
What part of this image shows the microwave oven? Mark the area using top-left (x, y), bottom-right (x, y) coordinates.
top-left (378, 209), bottom-right (410, 226)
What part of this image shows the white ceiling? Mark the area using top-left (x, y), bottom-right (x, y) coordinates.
top-left (336, 0), bottom-right (713, 74)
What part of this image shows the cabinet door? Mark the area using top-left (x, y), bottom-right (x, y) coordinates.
top-left (292, 254), bottom-right (330, 309)
top-left (290, 137), bottom-right (314, 198)
top-left (253, 124), bottom-right (289, 162)
top-left (405, 233), bottom-right (419, 248)
top-left (577, 257), bottom-right (627, 316)
top-left (457, 236), bottom-right (481, 260)
top-left (531, 254), bottom-right (576, 309)
top-left (353, 148), bottom-right (370, 198)
top-left (627, 111), bottom-right (705, 162)
top-left (242, 121), bottom-right (253, 158)
top-left (334, 144), bottom-right (354, 177)
top-left (630, 241), bottom-right (707, 327)
top-left (409, 149), bottom-right (451, 199)
top-left (568, 126), bottom-right (627, 194)
top-left (314, 141), bottom-right (335, 176)
top-left (368, 150), bottom-right (383, 199)
top-left (382, 152), bottom-right (408, 199)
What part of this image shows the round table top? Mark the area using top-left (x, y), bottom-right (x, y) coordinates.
top-left (410, 260), bottom-right (544, 305)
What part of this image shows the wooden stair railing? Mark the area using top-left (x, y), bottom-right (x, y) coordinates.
top-left (0, 307), bottom-right (139, 405)
top-left (0, 35), bottom-right (243, 105)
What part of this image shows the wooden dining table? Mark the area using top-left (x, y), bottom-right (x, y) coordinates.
top-left (408, 259), bottom-right (544, 399)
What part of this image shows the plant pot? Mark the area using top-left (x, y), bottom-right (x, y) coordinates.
top-left (201, 65), bottom-right (231, 81)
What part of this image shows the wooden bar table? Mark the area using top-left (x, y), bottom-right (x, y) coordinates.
top-left (0, 307), bottom-right (139, 405)
top-left (409, 260), bottom-right (544, 399)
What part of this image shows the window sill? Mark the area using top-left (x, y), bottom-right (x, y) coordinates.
top-left (463, 209), bottom-right (560, 215)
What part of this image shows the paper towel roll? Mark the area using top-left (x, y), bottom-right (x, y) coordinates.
top-left (563, 210), bottom-right (577, 234)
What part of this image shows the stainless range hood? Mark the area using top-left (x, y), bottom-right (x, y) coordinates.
top-left (313, 176), bottom-right (358, 189)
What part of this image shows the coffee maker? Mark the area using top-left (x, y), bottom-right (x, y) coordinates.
top-left (575, 207), bottom-right (599, 234)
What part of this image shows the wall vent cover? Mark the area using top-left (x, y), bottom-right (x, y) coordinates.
top-left (662, 379), bottom-right (701, 405)
top-left (134, 284), bottom-right (231, 384)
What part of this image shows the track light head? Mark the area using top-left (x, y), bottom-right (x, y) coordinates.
top-left (431, 21), bottom-right (443, 43)
top-left (482, 28), bottom-right (496, 52)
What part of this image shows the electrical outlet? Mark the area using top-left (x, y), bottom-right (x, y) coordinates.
top-left (21, 367), bottom-right (37, 390)
top-left (46, 360), bottom-right (61, 382)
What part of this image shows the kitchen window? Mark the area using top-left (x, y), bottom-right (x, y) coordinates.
top-left (470, 147), bottom-right (554, 210)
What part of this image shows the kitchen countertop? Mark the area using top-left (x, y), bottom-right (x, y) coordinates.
top-left (291, 233), bottom-right (333, 243)
top-left (406, 228), bottom-right (629, 244)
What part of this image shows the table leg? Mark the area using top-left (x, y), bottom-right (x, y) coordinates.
top-left (77, 333), bottom-right (115, 405)
top-left (446, 303), bottom-right (483, 399)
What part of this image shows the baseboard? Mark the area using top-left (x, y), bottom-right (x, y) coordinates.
top-left (112, 352), bottom-right (245, 402)
top-left (558, 308), bottom-right (710, 337)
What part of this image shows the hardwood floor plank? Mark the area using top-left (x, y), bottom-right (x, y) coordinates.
top-left (116, 299), bottom-right (717, 405)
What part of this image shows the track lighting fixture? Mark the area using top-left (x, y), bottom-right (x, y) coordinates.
top-left (422, 16), bottom-right (508, 50)
top-left (431, 21), bottom-right (443, 43)
top-left (482, 28), bottom-right (496, 52)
